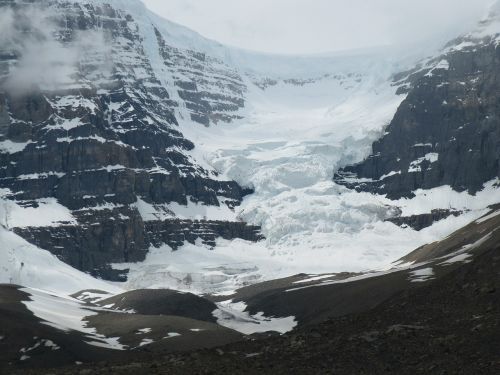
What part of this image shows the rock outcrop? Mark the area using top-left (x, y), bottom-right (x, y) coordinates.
top-left (335, 20), bottom-right (500, 199)
top-left (385, 209), bottom-right (463, 231)
top-left (154, 28), bottom-right (246, 126)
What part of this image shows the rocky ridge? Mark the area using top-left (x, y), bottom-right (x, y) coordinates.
top-left (334, 9), bottom-right (500, 199)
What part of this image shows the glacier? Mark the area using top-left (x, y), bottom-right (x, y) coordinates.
top-left (115, 5), bottom-right (500, 293)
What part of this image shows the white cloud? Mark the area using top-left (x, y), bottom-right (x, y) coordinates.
top-left (0, 8), bottom-right (16, 45)
top-left (0, 5), bottom-right (111, 96)
top-left (142, 0), bottom-right (492, 54)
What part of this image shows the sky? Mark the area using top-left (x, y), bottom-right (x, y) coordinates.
top-left (142, 0), bottom-right (493, 54)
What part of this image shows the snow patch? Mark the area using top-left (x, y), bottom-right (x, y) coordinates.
top-left (380, 170), bottom-right (401, 180)
top-left (164, 332), bottom-right (181, 339)
top-left (409, 267), bottom-right (434, 282)
top-left (475, 209), bottom-right (500, 224)
top-left (439, 253), bottom-right (473, 265)
top-left (438, 232), bottom-right (494, 266)
top-left (0, 196), bottom-right (76, 228)
top-left (21, 288), bottom-right (126, 350)
top-left (0, 226), bottom-right (121, 295)
top-left (408, 153), bottom-right (439, 173)
top-left (0, 140), bottom-right (33, 154)
top-left (213, 300), bottom-right (297, 335)
top-left (425, 59), bottom-right (449, 76)
top-left (138, 338), bottom-right (154, 347)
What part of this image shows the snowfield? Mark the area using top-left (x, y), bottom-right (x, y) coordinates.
top-left (22, 287), bottom-right (126, 350)
top-left (0, 225), bottom-right (121, 295)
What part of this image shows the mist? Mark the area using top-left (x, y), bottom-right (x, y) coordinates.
top-left (0, 5), bottom-right (111, 96)
top-left (142, 0), bottom-right (493, 54)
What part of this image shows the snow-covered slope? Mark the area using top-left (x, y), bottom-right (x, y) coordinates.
top-left (0, 225), bottom-right (121, 294)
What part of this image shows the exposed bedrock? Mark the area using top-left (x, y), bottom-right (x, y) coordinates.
top-left (335, 39), bottom-right (500, 199)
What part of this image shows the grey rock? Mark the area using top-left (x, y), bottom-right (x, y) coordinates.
top-left (0, 0), bottom-right (261, 280)
top-left (335, 37), bottom-right (500, 199)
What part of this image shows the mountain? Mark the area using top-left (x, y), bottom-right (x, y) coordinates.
top-left (0, 0), bottom-right (422, 289)
top-left (0, 0), bottom-right (498, 292)
top-left (335, 3), bottom-right (500, 200)
top-left (0, 0), bottom-right (261, 280)
top-left (0, 0), bottom-right (499, 372)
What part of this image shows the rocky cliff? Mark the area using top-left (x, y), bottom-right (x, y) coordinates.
top-left (0, 0), bottom-right (259, 279)
top-left (154, 28), bottom-right (246, 126)
top-left (334, 13), bottom-right (500, 199)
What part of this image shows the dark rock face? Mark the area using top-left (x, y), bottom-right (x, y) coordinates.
top-left (335, 35), bottom-right (500, 199)
top-left (154, 28), bottom-right (246, 126)
top-left (385, 209), bottom-right (463, 231)
top-left (251, 73), bottom-right (362, 90)
top-left (13, 212), bottom-right (263, 281)
top-left (0, 1), bottom-right (261, 279)
top-left (145, 219), bottom-right (264, 250)
top-left (13, 207), bottom-right (147, 281)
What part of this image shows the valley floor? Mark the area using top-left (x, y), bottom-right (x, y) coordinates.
top-left (18, 221), bottom-right (500, 375)
top-left (2, 207), bottom-right (499, 374)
